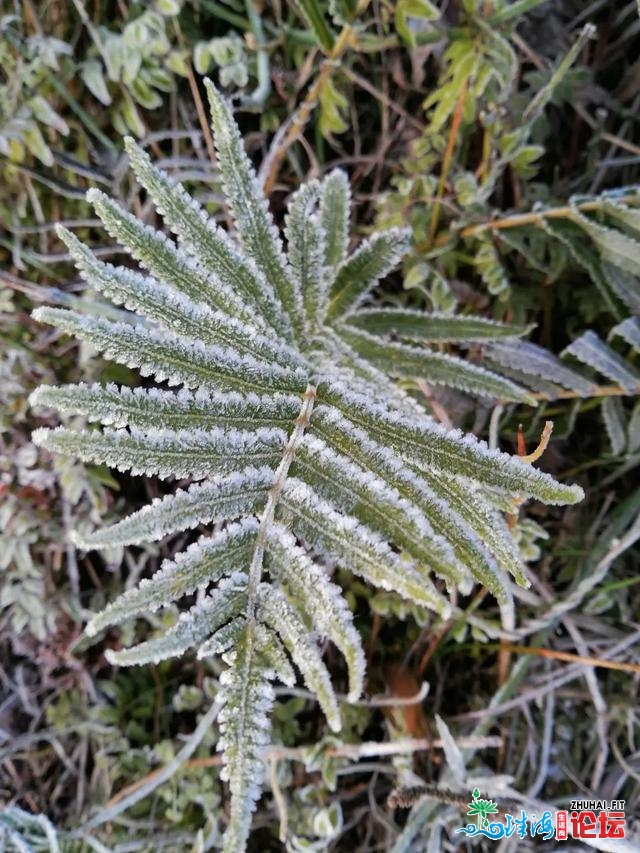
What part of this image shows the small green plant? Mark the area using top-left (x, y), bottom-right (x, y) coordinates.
top-left (0, 15), bottom-right (70, 165)
top-left (375, 2), bottom-right (640, 486)
top-left (30, 81), bottom-right (583, 849)
top-left (378, 5), bottom-right (640, 324)
top-left (79, 4), bottom-right (187, 138)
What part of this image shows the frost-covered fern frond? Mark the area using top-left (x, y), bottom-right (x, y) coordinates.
top-left (30, 80), bottom-right (583, 851)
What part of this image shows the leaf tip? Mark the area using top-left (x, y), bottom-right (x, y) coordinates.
top-left (564, 482), bottom-right (585, 504)
top-left (28, 386), bottom-right (47, 408)
top-left (204, 76), bottom-right (225, 116)
top-left (203, 76), bottom-right (216, 97)
top-left (30, 427), bottom-right (49, 447)
top-left (84, 617), bottom-right (100, 638)
top-left (327, 709), bottom-right (342, 733)
top-left (86, 187), bottom-right (104, 206)
top-left (104, 648), bottom-right (120, 665)
top-left (31, 305), bottom-right (48, 323)
top-left (55, 222), bottom-right (72, 242)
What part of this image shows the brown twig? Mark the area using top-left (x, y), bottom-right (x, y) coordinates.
top-left (415, 380), bottom-right (454, 430)
top-left (504, 644), bottom-right (640, 674)
top-left (532, 383), bottom-right (640, 400)
top-left (519, 420), bottom-right (553, 463)
top-left (432, 192), bottom-right (640, 246)
top-left (427, 76), bottom-right (469, 246)
top-left (262, 25), bottom-right (357, 195)
top-left (172, 19), bottom-right (217, 168)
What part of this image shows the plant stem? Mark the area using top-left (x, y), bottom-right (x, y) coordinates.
top-left (246, 385), bottom-right (317, 609)
top-left (83, 698), bottom-right (222, 828)
top-left (503, 644), bottom-right (640, 674)
top-left (262, 25), bottom-right (356, 195)
top-left (427, 76), bottom-right (469, 246)
top-left (198, 0), bottom-right (250, 29)
top-left (520, 420), bottom-right (553, 463)
top-left (488, 0), bottom-right (551, 24)
top-left (532, 382), bottom-right (640, 400)
top-left (173, 19), bottom-right (217, 168)
top-left (430, 192), bottom-right (640, 245)
top-left (49, 77), bottom-right (116, 154)
top-left (243, 0), bottom-right (271, 108)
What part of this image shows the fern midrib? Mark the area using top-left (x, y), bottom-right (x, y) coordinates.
top-left (246, 385), bottom-right (317, 614)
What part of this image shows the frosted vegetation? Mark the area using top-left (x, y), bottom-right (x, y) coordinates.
top-left (29, 80), bottom-right (583, 851)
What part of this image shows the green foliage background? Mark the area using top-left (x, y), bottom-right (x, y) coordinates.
top-left (1, 0), bottom-right (639, 850)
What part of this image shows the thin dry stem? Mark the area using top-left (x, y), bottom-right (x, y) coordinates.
top-left (505, 644), bottom-right (640, 674)
top-left (427, 76), bottom-right (469, 245)
top-left (519, 420), bottom-right (553, 463)
top-left (433, 193), bottom-right (640, 244)
top-left (262, 25), bottom-right (357, 195)
top-left (247, 385), bottom-right (316, 606)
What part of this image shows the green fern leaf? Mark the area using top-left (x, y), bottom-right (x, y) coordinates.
top-left (197, 616), bottom-right (246, 659)
top-left (320, 168), bottom-right (351, 271)
top-left (258, 584), bottom-right (341, 731)
top-left (32, 307), bottom-right (306, 392)
top-left (216, 624), bottom-right (275, 852)
top-left (123, 138), bottom-right (292, 340)
top-left (293, 433), bottom-right (472, 592)
top-left (280, 477), bottom-right (453, 615)
top-left (107, 573), bottom-right (248, 666)
top-left (325, 228), bottom-right (411, 321)
top-left (83, 188), bottom-right (254, 325)
top-left (87, 521), bottom-right (258, 634)
top-left (339, 327), bottom-right (536, 403)
top-left (205, 79), bottom-right (303, 340)
top-left (610, 316), bottom-right (640, 354)
top-left (32, 424), bottom-right (286, 479)
top-left (562, 330), bottom-right (640, 394)
top-left (346, 308), bottom-right (533, 342)
top-left (73, 469), bottom-right (271, 549)
top-left (57, 225), bottom-right (304, 370)
top-left (483, 339), bottom-right (597, 396)
top-left (318, 386), bottom-right (583, 503)
top-left (285, 180), bottom-right (325, 329)
top-left (30, 385), bottom-right (301, 431)
top-left (267, 523), bottom-right (366, 701)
